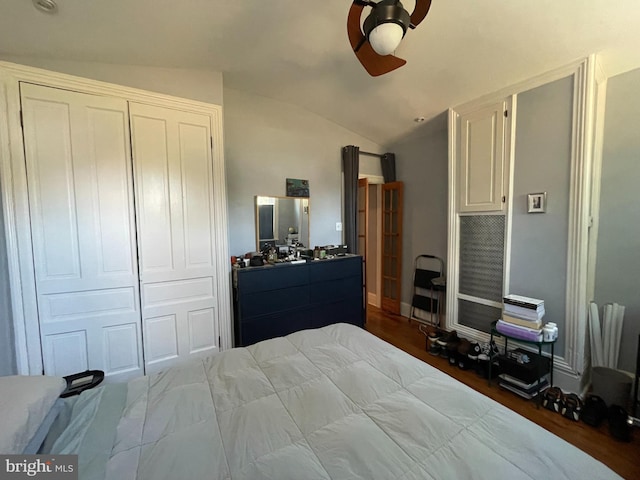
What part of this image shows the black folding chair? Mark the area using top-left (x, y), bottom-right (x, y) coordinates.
top-left (410, 254), bottom-right (446, 328)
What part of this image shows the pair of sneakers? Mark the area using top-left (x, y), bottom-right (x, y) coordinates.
top-left (466, 341), bottom-right (498, 362)
top-left (471, 340), bottom-right (500, 378)
top-left (542, 387), bottom-right (584, 422)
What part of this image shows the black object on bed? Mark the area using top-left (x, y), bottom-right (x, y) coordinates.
top-left (60, 370), bottom-right (104, 398)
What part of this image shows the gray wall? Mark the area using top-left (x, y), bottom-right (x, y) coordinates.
top-left (594, 67), bottom-right (640, 372)
top-left (0, 56), bottom-right (223, 106)
top-left (510, 76), bottom-right (573, 357)
top-left (224, 88), bottom-right (384, 255)
top-left (390, 116), bottom-right (449, 312)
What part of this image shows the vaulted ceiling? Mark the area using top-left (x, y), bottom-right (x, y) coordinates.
top-left (2, 0), bottom-right (639, 146)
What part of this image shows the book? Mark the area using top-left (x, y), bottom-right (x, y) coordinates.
top-left (499, 373), bottom-right (550, 391)
top-left (501, 313), bottom-right (542, 329)
top-left (499, 376), bottom-right (549, 399)
top-left (503, 294), bottom-right (545, 310)
top-left (496, 320), bottom-right (543, 342)
top-left (503, 303), bottom-right (545, 321)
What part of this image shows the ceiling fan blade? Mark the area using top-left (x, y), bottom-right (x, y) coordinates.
top-left (347, 2), bottom-right (366, 51)
top-left (355, 43), bottom-right (407, 77)
top-left (409, 0), bottom-right (432, 28)
top-left (347, 1), bottom-right (407, 77)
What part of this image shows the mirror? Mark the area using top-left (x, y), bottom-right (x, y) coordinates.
top-left (255, 196), bottom-right (310, 250)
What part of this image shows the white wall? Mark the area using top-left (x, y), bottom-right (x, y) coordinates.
top-left (224, 87), bottom-right (384, 255)
top-left (0, 56), bottom-right (223, 105)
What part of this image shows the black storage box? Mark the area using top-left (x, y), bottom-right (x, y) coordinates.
top-left (498, 348), bottom-right (550, 384)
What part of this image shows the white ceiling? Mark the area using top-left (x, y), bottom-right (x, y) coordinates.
top-left (2, 0), bottom-right (640, 146)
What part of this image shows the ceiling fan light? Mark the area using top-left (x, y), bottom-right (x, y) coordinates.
top-left (368, 23), bottom-right (404, 56)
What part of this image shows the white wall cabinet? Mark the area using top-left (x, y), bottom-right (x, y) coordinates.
top-left (0, 62), bottom-right (230, 378)
top-left (458, 100), bottom-right (508, 213)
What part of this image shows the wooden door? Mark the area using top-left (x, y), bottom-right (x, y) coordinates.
top-left (381, 181), bottom-right (403, 314)
top-left (20, 83), bottom-right (143, 381)
top-left (129, 102), bottom-right (220, 373)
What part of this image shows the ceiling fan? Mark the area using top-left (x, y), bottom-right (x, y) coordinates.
top-left (347, 0), bottom-right (432, 77)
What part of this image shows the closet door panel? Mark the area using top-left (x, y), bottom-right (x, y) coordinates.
top-left (129, 115), bottom-right (174, 274)
top-left (130, 102), bottom-right (219, 373)
top-left (88, 107), bottom-right (137, 277)
top-left (180, 122), bottom-right (214, 269)
top-left (22, 97), bottom-right (80, 281)
top-left (21, 83), bottom-right (143, 381)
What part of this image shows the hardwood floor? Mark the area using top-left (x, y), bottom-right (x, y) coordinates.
top-left (365, 306), bottom-right (639, 480)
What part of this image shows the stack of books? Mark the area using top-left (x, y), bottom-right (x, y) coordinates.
top-left (496, 294), bottom-right (545, 342)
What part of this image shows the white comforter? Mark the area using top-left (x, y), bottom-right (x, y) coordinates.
top-left (54, 323), bottom-right (620, 479)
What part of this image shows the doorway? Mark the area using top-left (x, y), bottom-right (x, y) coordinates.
top-left (352, 150), bottom-right (403, 315)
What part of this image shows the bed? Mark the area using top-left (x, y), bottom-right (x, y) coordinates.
top-left (3, 323), bottom-right (621, 479)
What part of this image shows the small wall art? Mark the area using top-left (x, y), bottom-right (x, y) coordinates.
top-left (286, 178), bottom-right (309, 197)
top-left (527, 192), bottom-right (547, 213)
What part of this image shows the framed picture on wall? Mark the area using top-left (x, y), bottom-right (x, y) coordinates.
top-left (527, 192), bottom-right (547, 213)
top-left (286, 178), bottom-right (310, 197)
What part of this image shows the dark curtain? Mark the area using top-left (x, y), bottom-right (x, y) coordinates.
top-left (342, 145), bottom-right (359, 254)
top-left (381, 152), bottom-right (396, 183)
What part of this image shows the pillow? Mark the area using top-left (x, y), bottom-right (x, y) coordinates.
top-left (0, 375), bottom-right (66, 454)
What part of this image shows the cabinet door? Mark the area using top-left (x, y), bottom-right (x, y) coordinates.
top-left (459, 101), bottom-right (506, 212)
top-left (129, 103), bottom-right (220, 373)
top-left (21, 83), bottom-right (143, 382)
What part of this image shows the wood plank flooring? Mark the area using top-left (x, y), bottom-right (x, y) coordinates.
top-left (365, 306), bottom-right (639, 480)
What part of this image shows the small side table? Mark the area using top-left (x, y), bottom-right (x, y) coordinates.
top-left (488, 320), bottom-right (557, 408)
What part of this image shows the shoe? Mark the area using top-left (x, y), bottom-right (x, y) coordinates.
top-left (477, 341), bottom-right (499, 362)
top-left (436, 330), bottom-right (458, 347)
top-left (428, 340), bottom-right (441, 356)
top-left (437, 330), bottom-right (458, 359)
top-left (457, 339), bottom-right (472, 369)
top-left (542, 386), bottom-right (563, 413)
top-left (447, 339), bottom-right (460, 366)
top-left (608, 405), bottom-right (631, 442)
top-left (581, 395), bottom-right (608, 427)
top-left (419, 324), bottom-right (441, 354)
top-left (561, 393), bottom-right (583, 421)
top-left (467, 342), bottom-right (481, 361)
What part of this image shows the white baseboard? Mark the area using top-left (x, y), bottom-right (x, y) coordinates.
top-left (367, 292), bottom-right (380, 308)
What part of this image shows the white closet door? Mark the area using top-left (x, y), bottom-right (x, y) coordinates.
top-left (20, 83), bottom-right (143, 381)
top-left (129, 102), bottom-right (219, 373)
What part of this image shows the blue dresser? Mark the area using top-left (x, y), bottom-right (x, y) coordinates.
top-left (233, 255), bottom-right (365, 346)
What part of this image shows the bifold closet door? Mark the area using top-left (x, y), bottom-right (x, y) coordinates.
top-left (20, 83), bottom-right (143, 382)
top-left (129, 102), bottom-right (220, 373)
